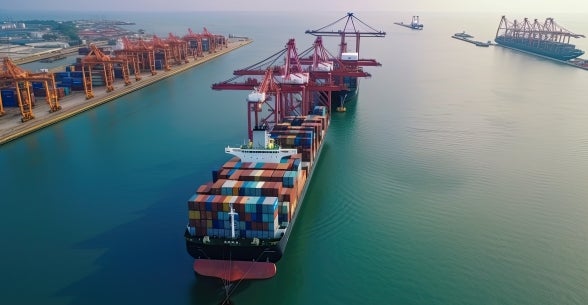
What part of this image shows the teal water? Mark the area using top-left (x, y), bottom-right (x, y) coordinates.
top-left (1, 11), bottom-right (588, 305)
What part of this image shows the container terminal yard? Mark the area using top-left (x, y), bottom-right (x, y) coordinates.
top-left (0, 29), bottom-right (252, 145)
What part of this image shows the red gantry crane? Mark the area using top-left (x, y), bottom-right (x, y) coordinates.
top-left (211, 12), bottom-right (385, 134)
top-left (305, 12), bottom-right (385, 111)
top-left (0, 57), bottom-right (61, 122)
top-left (213, 38), bottom-right (343, 136)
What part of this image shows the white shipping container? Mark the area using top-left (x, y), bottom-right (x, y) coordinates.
top-left (341, 52), bottom-right (359, 61)
top-left (315, 62), bottom-right (333, 71)
top-left (278, 72), bottom-right (309, 84)
top-left (247, 91), bottom-right (265, 102)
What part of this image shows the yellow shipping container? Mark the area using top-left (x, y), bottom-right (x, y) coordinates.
top-left (207, 220), bottom-right (213, 228)
top-left (189, 210), bottom-right (201, 220)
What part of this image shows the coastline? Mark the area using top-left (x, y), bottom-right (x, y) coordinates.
top-left (0, 39), bottom-right (252, 145)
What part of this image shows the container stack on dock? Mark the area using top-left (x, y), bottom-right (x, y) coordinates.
top-left (53, 71), bottom-right (84, 93)
top-left (1, 89), bottom-right (17, 107)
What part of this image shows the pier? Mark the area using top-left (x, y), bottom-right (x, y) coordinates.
top-left (451, 34), bottom-right (491, 47)
top-left (394, 16), bottom-right (423, 30)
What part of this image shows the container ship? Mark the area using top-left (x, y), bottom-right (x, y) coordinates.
top-left (184, 105), bottom-right (329, 282)
top-left (494, 16), bottom-right (585, 61)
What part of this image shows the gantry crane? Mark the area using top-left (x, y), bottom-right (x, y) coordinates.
top-left (183, 28), bottom-right (204, 59)
top-left (81, 44), bottom-right (132, 99)
top-left (202, 27), bottom-right (227, 53)
top-left (167, 33), bottom-right (189, 64)
top-left (117, 37), bottom-right (156, 76)
top-left (245, 68), bottom-right (279, 140)
top-left (0, 57), bottom-right (61, 122)
top-left (151, 35), bottom-right (171, 71)
top-left (114, 37), bottom-right (142, 82)
top-left (305, 12), bottom-right (386, 57)
top-left (305, 12), bottom-right (385, 111)
top-left (496, 16), bottom-right (585, 44)
top-left (213, 38), bottom-right (343, 131)
top-left (212, 37), bottom-right (358, 113)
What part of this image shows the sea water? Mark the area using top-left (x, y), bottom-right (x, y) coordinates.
top-left (1, 10), bottom-right (587, 305)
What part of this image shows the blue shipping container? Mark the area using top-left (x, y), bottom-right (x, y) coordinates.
top-left (1, 89), bottom-right (17, 107)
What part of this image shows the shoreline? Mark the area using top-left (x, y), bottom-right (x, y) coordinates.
top-left (0, 39), bottom-right (252, 145)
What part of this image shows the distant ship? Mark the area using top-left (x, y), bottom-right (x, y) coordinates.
top-left (394, 16), bottom-right (424, 30)
top-left (494, 16), bottom-right (585, 61)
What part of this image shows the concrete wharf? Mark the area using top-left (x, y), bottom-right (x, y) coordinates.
top-left (0, 39), bottom-right (252, 145)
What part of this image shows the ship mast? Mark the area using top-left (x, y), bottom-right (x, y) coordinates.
top-left (305, 12), bottom-right (386, 57)
top-left (229, 203), bottom-right (237, 239)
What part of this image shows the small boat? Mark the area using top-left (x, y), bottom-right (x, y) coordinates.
top-left (454, 31), bottom-right (473, 38)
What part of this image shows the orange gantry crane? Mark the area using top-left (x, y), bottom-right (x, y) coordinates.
top-left (183, 28), bottom-right (204, 59)
top-left (81, 44), bottom-right (132, 99)
top-left (116, 37), bottom-right (156, 76)
top-left (0, 57), bottom-right (61, 122)
top-left (167, 33), bottom-right (189, 64)
top-left (151, 35), bottom-right (171, 71)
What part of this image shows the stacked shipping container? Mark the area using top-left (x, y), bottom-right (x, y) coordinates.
top-left (187, 154), bottom-right (306, 239)
top-left (187, 113), bottom-right (328, 240)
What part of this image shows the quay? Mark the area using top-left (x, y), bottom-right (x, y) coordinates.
top-left (451, 34), bottom-right (491, 47)
top-left (393, 16), bottom-right (423, 30)
top-left (0, 39), bottom-right (252, 145)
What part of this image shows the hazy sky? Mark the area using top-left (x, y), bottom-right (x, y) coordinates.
top-left (4, 0), bottom-right (588, 13)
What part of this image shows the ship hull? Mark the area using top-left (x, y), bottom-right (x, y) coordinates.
top-left (331, 76), bottom-right (359, 109)
top-left (185, 238), bottom-right (283, 262)
top-left (495, 36), bottom-right (585, 61)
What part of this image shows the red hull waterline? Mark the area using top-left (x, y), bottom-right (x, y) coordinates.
top-left (194, 259), bottom-right (277, 282)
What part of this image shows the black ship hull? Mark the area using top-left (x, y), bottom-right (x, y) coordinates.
top-left (331, 76), bottom-right (359, 109)
top-left (495, 36), bottom-right (585, 61)
top-left (185, 236), bottom-right (284, 262)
